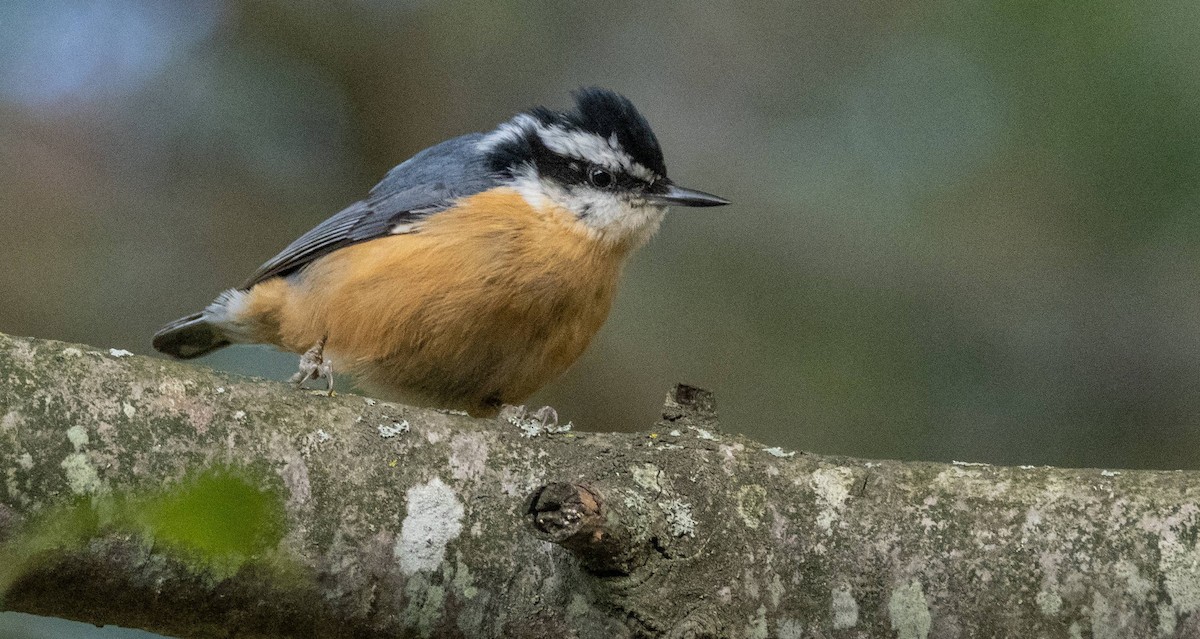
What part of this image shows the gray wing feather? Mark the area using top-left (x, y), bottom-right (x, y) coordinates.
top-left (241, 133), bottom-right (497, 288)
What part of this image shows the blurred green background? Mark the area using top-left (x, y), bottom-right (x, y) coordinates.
top-left (2, 0), bottom-right (1200, 633)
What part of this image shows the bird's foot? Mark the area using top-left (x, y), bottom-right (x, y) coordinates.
top-left (502, 404), bottom-right (570, 437)
top-left (289, 336), bottom-right (334, 395)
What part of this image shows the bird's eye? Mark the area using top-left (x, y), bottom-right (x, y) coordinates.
top-left (588, 167), bottom-right (614, 189)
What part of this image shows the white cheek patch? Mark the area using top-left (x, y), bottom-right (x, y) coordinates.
top-left (508, 168), bottom-right (665, 249)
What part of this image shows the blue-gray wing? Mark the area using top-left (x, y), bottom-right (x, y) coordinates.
top-left (241, 133), bottom-right (497, 288)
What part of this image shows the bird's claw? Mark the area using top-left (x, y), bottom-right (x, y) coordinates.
top-left (502, 404), bottom-right (568, 436)
top-left (290, 337), bottom-right (334, 395)
top-left (530, 405), bottom-right (559, 430)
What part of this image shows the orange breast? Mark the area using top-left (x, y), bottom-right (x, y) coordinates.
top-left (243, 188), bottom-right (631, 415)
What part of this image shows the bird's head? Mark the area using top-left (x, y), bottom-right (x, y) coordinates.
top-left (480, 87), bottom-right (729, 248)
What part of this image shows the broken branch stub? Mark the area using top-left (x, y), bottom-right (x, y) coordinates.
top-left (659, 383), bottom-right (717, 427)
top-left (528, 482), bottom-right (649, 575)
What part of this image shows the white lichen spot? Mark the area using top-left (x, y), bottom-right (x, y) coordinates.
top-left (811, 466), bottom-right (855, 534)
top-left (737, 484), bottom-right (768, 529)
top-left (122, 402), bottom-right (136, 419)
top-left (1019, 465), bottom-right (1036, 470)
top-left (668, 429), bottom-right (681, 437)
top-left (693, 427), bottom-right (719, 441)
top-left (622, 488), bottom-right (649, 512)
top-left (108, 348), bottom-right (133, 358)
top-left (1100, 469), bottom-right (1120, 477)
top-left (632, 463), bottom-right (663, 493)
top-left (233, 410), bottom-right (247, 421)
top-left (1158, 602), bottom-right (1177, 637)
top-left (717, 586), bottom-right (732, 603)
top-left (158, 379), bottom-right (186, 398)
top-left (61, 453), bottom-right (100, 495)
top-left (364, 398), bottom-right (377, 406)
top-left (1114, 559), bottom-right (1153, 602)
top-left (768, 573), bottom-right (785, 608)
top-left (17, 453), bottom-right (33, 470)
top-left (1, 411), bottom-right (21, 432)
top-left (316, 429), bottom-right (332, 442)
top-left (746, 570), bottom-right (761, 599)
top-left (379, 421), bottom-right (410, 438)
top-left (951, 459), bottom-right (989, 467)
top-left (449, 435), bottom-right (489, 481)
top-left (832, 584), bottom-right (860, 629)
top-left (776, 619), bottom-right (805, 639)
top-left (765, 446), bottom-right (796, 458)
top-left (280, 453), bottom-right (311, 507)
top-left (10, 340), bottom-right (35, 365)
top-left (395, 477), bottom-right (465, 575)
top-left (745, 605), bottom-right (768, 639)
top-left (660, 499), bottom-right (696, 537)
top-left (66, 425), bottom-right (89, 450)
top-left (932, 465), bottom-right (981, 491)
top-left (566, 593), bottom-right (591, 619)
top-left (1036, 589), bottom-right (1062, 616)
top-left (61, 347), bottom-right (82, 358)
top-left (888, 579), bottom-right (932, 639)
top-left (215, 386), bottom-right (226, 394)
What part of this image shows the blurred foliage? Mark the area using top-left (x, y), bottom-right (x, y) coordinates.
top-left (2, 0), bottom-right (1198, 471)
top-left (1, 468), bottom-right (286, 592)
top-left (1, 468), bottom-right (287, 638)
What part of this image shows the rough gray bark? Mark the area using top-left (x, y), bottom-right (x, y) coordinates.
top-left (1, 332), bottom-right (1199, 639)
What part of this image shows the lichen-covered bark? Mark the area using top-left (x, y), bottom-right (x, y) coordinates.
top-left (1, 332), bottom-right (1199, 638)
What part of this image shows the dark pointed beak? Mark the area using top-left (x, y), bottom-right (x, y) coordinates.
top-left (645, 184), bottom-right (731, 207)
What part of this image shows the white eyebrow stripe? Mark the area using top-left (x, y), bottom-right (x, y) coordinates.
top-left (534, 124), bottom-right (657, 182)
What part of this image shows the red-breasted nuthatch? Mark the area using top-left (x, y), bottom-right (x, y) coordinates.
top-left (153, 88), bottom-right (729, 420)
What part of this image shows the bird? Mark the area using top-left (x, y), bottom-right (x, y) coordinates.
top-left (153, 87), bottom-right (729, 423)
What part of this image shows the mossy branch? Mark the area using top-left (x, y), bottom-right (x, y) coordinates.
top-left (1, 332), bottom-right (1199, 638)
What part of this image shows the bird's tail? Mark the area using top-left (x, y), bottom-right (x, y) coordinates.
top-left (152, 312), bottom-right (231, 359)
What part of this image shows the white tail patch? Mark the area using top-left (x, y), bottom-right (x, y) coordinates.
top-left (204, 289), bottom-right (256, 343)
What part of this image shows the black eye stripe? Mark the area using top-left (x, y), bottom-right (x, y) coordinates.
top-left (493, 130), bottom-right (659, 190)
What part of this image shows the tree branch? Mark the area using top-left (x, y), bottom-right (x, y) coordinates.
top-left (1, 332), bottom-right (1198, 638)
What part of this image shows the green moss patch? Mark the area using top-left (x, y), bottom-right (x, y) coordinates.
top-left (2, 467), bottom-right (287, 597)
